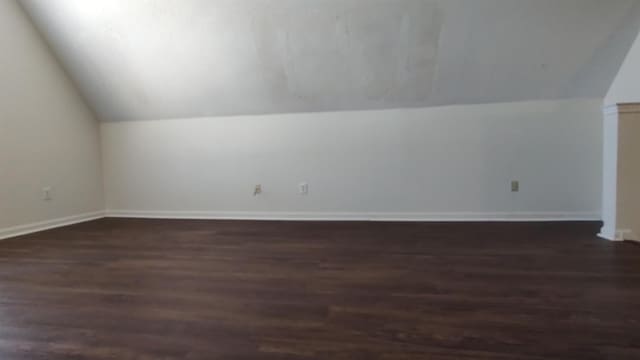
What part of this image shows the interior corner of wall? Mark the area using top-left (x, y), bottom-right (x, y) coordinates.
top-left (598, 224), bottom-right (618, 241)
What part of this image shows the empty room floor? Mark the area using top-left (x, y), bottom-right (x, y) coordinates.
top-left (0, 219), bottom-right (639, 359)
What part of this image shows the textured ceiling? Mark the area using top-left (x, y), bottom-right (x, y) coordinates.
top-left (20, 0), bottom-right (640, 121)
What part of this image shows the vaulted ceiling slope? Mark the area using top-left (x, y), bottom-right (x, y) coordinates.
top-left (20, 0), bottom-right (640, 121)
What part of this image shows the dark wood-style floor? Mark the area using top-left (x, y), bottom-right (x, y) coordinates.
top-left (0, 219), bottom-right (639, 359)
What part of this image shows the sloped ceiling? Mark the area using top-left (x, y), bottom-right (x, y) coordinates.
top-left (20, 0), bottom-right (640, 121)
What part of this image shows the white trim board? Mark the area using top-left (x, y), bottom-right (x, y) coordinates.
top-left (616, 229), bottom-right (639, 242)
top-left (105, 210), bottom-right (601, 222)
top-left (0, 210), bottom-right (601, 241)
top-left (598, 225), bottom-right (621, 241)
top-left (0, 211), bottom-right (105, 241)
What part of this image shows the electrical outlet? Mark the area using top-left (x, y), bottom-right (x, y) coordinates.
top-left (42, 186), bottom-right (53, 201)
top-left (253, 184), bottom-right (262, 196)
top-left (511, 181), bottom-right (520, 193)
top-left (299, 182), bottom-right (309, 195)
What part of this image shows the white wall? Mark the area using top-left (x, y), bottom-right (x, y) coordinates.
top-left (600, 105), bottom-right (620, 240)
top-left (0, 0), bottom-right (104, 235)
top-left (102, 98), bottom-right (602, 220)
top-left (606, 31), bottom-right (640, 105)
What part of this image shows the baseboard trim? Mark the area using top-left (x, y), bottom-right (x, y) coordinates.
top-left (598, 233), bottom-right (620, 241)
top-left (105, 210), bottom-right (601, 222)
top-left (598, 225), bottom-right (620, 241)
top-left (618, 229), bottom-right (638, 242)
top-left (0, 211), bottom-right (106, 241)
top-left (0, 210), bottom-right (600, 240)
top-left (598, 227), bottom-right (640, 242)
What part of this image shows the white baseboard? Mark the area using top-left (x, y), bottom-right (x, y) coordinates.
top-left (0, 211), bottom-right (106, 241)
top-left (598, 227), bottom-right (639, 242)
top-left (617, 229), bottom-right (638, 242)
top-left (105, 210), bottom-right (601, 222)
top-left (598, 225), bottom-right (620, 241)
top-left (0, 210), bottom-right (600, 241)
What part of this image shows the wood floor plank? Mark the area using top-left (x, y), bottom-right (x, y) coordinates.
top-left (0, 219), bottom-right (638, 359)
